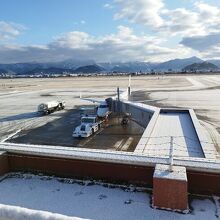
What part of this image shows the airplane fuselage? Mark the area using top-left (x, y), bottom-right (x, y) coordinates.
top-left (97, 101), bottom-right (110, 118)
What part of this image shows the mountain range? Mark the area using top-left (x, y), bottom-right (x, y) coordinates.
top-left (183, 62), bottom-right (219, 71)
top-left (0, 56), bottom-right (219, 75)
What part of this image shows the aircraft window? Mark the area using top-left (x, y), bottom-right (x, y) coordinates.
top-left (99, 105), bottom-right (108, 108)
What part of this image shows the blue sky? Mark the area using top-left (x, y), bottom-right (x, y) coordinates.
top-left (0, 0), bottom-right (198, 44)
top-left (1, 1), bottom-right (106, 43)
top-left (0, 0), bottom-right (220, 63)
top-left (0, 0), bottom-right (125, 44)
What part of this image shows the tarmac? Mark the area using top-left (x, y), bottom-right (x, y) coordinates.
top-left (0, 75), bottom-right (220, 156)
top-left (8, 109), bottom-right (144, 152)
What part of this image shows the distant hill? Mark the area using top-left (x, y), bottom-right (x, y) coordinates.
top-left (0, 68), bottom-right (8, 74)
top-left (23, 67), bottom-right (74, 75)
top-left (155, 56), bottom-right (203, 71)
top-left (48, 59), bottom-right (96, 69)
top-left (0, 59), bottom-right (95, 75)
top-left (183, 62), bottom-right (219, 71)
top-left (110, 62), bottom-right (152, 72)
top-left (1, 56), bottom-right (216, 75)
top-left (207, 59), bottom-right (220, 68)
top-left (0, 63), bottom-right (42, 74)
top-left (74, 65), bottom-right (104, 73)
top-left (98, 61), bottom-right (159, 72)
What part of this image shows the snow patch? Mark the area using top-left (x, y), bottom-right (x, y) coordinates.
top-left (0, 204), bottom-right (86, 220)
top-left (0, 173), bottom-right (219, 220)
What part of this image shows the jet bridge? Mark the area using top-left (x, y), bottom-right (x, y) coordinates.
top-left (135, 108), bottom-right (216, 159)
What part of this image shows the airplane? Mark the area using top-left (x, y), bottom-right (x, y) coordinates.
top-left (79, 75), bottom-right (165, 117)
top-left (78, 75), bottom-right (132, 118)
top-left (79, 94), bottom-right (111, 118)
top-left (96, 101), bottom-right (110, 117)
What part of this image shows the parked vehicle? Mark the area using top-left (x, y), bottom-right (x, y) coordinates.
top-left (38, 101), bottom-right (65, 115)
top-left (72, 116), bottom-right (102, 138)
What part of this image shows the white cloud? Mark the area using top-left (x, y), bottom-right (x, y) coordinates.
top-left (195, 1), bottom-right (219, 19)
top-left (113, 0), bottom-right (220, 37)
top-left (159, 8), bottom-right (205, 36)
top-left (114, 0), bottom-right (164, 28)
top-left (181, 32), bottom-right (220, 59)
top-left (0, 26), bottom-right (193, 63)
top-left (2, 0), bottom-right (220, 63)
top-left (181, 33), bottom-right (220, 51)
top-left (53, 31), bottom-right (91, 49)
top-left (193, 2), bottom-right (220, 33)
top-left (202, 45), bottom-right (220, 59)
top-left (73, 20), bottom-right (86, 26)
top-left (178, 2), bottom-right (220, 59)
top-left (0, 21), bottom-right (25, 42)
top-left (103, 3), bottom-right (113, 9)
top-left (51, 26), bottom-right (194, 62)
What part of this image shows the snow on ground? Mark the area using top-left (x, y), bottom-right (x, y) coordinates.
top-left (0, 204), bottom-right (83, 220)
top-left (0, 173), bottom-right (219, 220)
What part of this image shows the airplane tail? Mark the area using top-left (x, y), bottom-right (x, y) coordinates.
top-left (116, 75), bottom-right (131, 101)
top-left (128, 74), bottom-right (131, 87)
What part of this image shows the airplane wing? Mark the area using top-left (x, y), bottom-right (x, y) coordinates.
top-left (80, 98), bottom-right (103, 104)
top-left (79, 92), bottom-right (103, 104)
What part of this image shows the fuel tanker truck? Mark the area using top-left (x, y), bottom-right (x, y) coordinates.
top-left (38, 101), bottom-right (65, 115)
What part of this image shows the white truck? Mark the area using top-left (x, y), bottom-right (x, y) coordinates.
top-left (38, 101), bottom-right (65, 115)
top-left (72, 116), bottom-right (102, 138)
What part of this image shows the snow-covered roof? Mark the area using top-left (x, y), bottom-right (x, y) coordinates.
top-left (0, 173), bottom-right (219, 220)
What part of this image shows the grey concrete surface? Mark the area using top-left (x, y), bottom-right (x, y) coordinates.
top-left (8, 111), bottom-right (144, 152)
